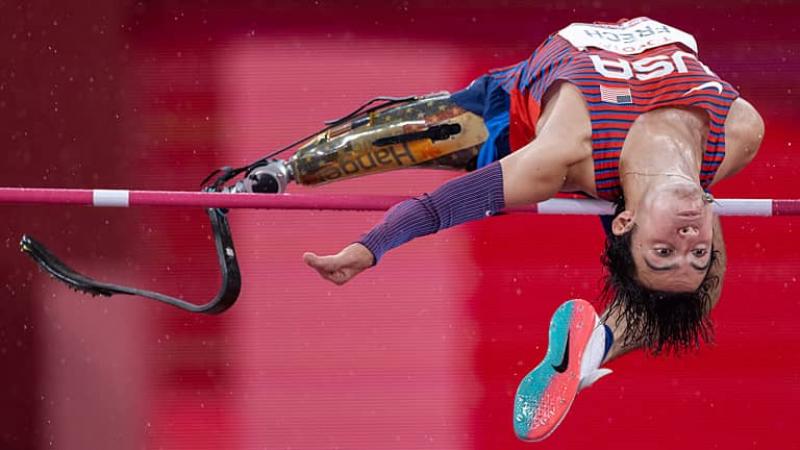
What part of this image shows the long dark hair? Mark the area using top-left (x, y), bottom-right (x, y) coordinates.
top-left (600, 199), bottom-right (720, 354)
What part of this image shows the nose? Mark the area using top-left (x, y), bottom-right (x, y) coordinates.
top-left (679, 226), bottom-right (699, 237)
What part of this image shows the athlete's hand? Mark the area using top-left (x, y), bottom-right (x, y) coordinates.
top-left (303, 243), bottom-right (375, 285)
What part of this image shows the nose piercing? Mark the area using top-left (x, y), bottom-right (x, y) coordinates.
top-left (703, 192), bottom-right (715, 204)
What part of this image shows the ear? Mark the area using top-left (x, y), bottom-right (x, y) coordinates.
top-left (611, 210), bottom-right (635, 236)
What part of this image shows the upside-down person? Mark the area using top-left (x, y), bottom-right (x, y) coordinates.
top-left (302, 17), bottom-right (764, 440)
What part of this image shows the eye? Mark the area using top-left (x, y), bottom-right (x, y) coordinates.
top-left (654, 248), bottom-right (673, 257)
top-left (692, 248), bottom-right (708, 258)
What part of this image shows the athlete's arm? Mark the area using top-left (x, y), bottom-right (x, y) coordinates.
top-left (499, 133), bottom-right (572, 207)
top-left (304, 137), bottom-right (573, 285)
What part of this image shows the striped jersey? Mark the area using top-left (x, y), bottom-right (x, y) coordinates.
top-left (487, 17), bottom-right (739, 201)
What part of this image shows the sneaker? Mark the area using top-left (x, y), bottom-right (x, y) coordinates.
top-left (513, 299), bottom-right (612, 441)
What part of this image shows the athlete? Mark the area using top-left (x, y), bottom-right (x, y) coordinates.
top-left (297, 17), bottom-right (764, 441)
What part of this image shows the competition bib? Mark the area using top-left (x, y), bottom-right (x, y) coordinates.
top-left (557, 17), bottom-right (699, 56)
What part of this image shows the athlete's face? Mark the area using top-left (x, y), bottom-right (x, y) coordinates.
top-left (612, 181), bottom-right (714, 292)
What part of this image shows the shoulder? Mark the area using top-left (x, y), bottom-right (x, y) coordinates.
top-left (713, 97), bottom-right (765, 184)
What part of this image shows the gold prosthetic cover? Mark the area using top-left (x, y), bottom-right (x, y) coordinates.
top-left (287, 93), bottom-right (488, 186)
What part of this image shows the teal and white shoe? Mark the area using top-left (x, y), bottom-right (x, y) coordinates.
top-left (513, 299), bottom-right (612, 441)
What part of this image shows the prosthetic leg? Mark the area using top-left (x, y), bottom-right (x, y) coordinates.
top-left (227, 92), bottom-right (489, 194)
top-left (21, 91), bottom-right (490, 314)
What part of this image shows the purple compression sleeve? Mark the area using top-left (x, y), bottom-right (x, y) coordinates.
top-left (358, 161), bottom-right (505, 264)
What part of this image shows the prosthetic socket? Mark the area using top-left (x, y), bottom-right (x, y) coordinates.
top-left (231, 93), bottom-right (489, 194)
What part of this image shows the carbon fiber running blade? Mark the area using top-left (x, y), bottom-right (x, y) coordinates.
top-left (21, 234), bottom-right (117, 297)
top-left (19, 208), bottom-right (241, 314)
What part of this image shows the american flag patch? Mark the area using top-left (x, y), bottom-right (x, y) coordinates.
top-left (599, 85), bottom-right (633, 104)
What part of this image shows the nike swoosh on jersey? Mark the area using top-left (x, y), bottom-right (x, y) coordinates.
top-left (684, 81), bottom-right (724, 96)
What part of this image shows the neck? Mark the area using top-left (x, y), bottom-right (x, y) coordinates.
top-left (620, 130), bottom-right (705, 209)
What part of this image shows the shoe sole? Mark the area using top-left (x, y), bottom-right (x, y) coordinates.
top-left (513, 299), bottom-right (597, 442)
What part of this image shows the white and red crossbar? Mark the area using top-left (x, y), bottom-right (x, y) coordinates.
top-left (0, 187), bottom-right (798, 216)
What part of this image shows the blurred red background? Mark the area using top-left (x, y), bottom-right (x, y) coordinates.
top-left (1, 1), bottom-right (798, 449)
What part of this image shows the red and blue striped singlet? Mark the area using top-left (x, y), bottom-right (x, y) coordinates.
top-left (488, 17), bottom-right (739, 201)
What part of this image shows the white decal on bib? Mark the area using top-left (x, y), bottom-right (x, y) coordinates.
top-left (558, 17), bottom-right (699, 56)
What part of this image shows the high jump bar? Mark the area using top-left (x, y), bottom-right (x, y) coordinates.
top-left (0, 187), bottom-right (797, 216)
